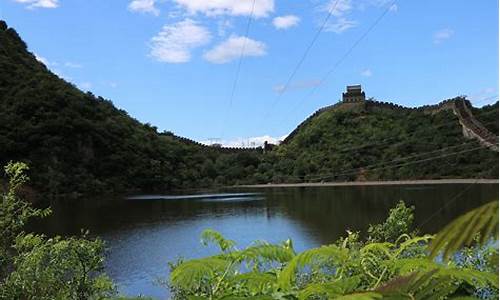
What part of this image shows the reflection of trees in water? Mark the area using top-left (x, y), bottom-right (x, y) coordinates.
top-left (266, 184), bottom-right (498, 245)
top-left (35, 185), bottom-right (498, 243)
top-left (36, 194), bottom-right (269, 235)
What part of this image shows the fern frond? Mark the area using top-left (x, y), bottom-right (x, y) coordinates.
top-left (429, 200), bottom-right (498, 259)
top-left (200, 229), bottom-right (236, 252)
top-left (170, 257), bottom-right (231, 290)
top-left (235, 243), bottom-right (295, 265)
top-left (393, 258), bottom-right (439, 274)
top-left (413, 275), bottom-right (457, 300)
top-left (375, 270), bottom-right (456, 300)
top-left (217, 296), bottom-right (274, 300)
top-left (437, 267), bottom-right (499, 289)
top-left (360, 242), bottom-right (393, 258)
top-left (298, 276), bottom-right (361, 300)
top-left (334, 292), bottom-right (383, 299)
top-left (382, 261), bottom-right (498, 299)
top-left (278, 245), bottom-right (348, 289)
top-left (297, 282), bottom-right (343, 300)
top-left (229, 272), bottom-right (276, 292)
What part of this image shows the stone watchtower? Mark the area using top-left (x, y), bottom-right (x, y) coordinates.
top-left (342, 85), bottom-right (366, 103)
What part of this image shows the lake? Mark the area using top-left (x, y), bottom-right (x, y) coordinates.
top-left (38, 183), bottom-right (498, 299)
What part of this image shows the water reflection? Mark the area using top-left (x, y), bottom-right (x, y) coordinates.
top-left (36, 183), bottom-right (498, 299)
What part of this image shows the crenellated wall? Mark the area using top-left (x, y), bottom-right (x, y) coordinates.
top-left (165, 134), bottom-right (263, 153)
top-left (281, 97), bottom-right (499, 151)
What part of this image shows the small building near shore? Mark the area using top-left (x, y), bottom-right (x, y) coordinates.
top-left (342, 85), bottom-right (366, 103)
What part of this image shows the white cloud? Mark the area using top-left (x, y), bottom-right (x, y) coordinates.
top-left (323, 0), bottom-right (352, 17)
top-left (34, 53), bottom-right (50, 65)
top-left (433, 28), bottom-right (454, 44)
top-left (201, 135), bottom-right (286, 148)
top-left (319, 0), bottom-right (396, 34)
top-left (273, 79), bottom-right (321, 93)
top-left (319, 0), bottom-right (357, 33)
top-left (325, 17), bottom-right (357, 33)
top-left (150, 19), bottom-right (212, 63)
top-left (64, 62), bottom-right (83, 68)
top-left (272, 15), bottom-right (300, 30)
top-left (128, 0), bottom-right (159, 16)
top-left (217, 19), bottom-right (233, 36)
top-left (360, 68), bottom-right (372, 77)
top-left (79, 82), bottom-right (92, 91)
top-left (203, 35), bottom-right (266, 64)
top-left (468, 87), bottom-right (498, 105)
top-left (172, 0), bottom-right (274, 18)
top-left (14, 0), bottom-right (58, 9)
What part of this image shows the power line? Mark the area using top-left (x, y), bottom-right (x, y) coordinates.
top-left (272, 0), bottom-right (397, 132)
top-left (273, 134), bottom-right (496, 183)
top-left (308, 144), bottom-right (493, 182)
top-left (261, 0), bottom-right (342, 121)
top-left (219, 0), bottom-right (257, 140)
top-left (299, 141), bottom-right (485, 182)
top-left (281, 103), bottom-right (498, 158)
top-left (417, 181), bottom-right (478, 230)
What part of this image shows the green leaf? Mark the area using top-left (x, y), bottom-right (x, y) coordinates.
top-left (278, 245), bottom-right (348, 290)
top-left (200, 229), bottom-right (236, 252)
top-left (429, 201), bottom-right (499, 259)
top-left (170, 257), bottom-right (231, 290)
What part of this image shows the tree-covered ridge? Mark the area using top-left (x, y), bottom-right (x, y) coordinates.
top-left (0, 19), bottom-right (498, 200)
top-left (266, 101), bottom-right (498, 182)
top-left (0, 20), bottom-right (258, 197)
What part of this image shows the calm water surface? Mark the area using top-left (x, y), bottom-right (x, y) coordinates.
top-left (39, 184), bottom-right (498, 299)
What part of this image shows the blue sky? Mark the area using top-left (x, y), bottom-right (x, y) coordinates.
top-left (1, 0), bottom-right (498, 146)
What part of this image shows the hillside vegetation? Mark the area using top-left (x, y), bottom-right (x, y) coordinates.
top-left (0, 20), bottom-right (497, 200)
top-left (264, 102), bottom-right (498, 183)
top-left (0, 20), bottom-right (260, 198)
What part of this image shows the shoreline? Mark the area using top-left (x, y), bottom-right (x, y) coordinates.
top-left (236, 179), bottom-right (499, 188)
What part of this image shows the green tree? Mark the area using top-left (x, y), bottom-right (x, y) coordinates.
top-left (0, 162), bottom-right (116, 299)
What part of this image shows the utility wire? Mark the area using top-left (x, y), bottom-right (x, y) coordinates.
top-left (417, 181), bottom-right (478, 230)
top-left (273, 0), bottom-right (397, 131)
top-left (292, 140), bottom-right (486, 182)
top-left (219, 0), bottom-right (257, 140)
top-left (308, 144), bottom-right (494, 182)
top-left (282, 105), bottom-right (499, 158)
top-left (261, 0), bottom-right (342, 122)
top-left (273, 131), bottom-right (498, 183)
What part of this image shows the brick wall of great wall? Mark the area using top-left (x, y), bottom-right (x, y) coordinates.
top-left (281, 98), bottom-right (498, 151)
top-left (165, 134), bottom-right (263, 153)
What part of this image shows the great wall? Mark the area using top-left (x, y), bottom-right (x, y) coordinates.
top-left (170, 82), bottom-right (498, 153)
top-left (282, 97), bottom-right (499, 152)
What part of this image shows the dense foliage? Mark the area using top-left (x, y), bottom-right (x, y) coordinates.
top-left (0, 20), bottom-right (498, 201)
top-left (169, 201), bottom-right (499, 300)
top-left (267, 104), bottom-right (498, 183)
top-left (0, 162), bottom-right (117, 299)
top-left (0, 20), bottom-right (262, 198)
top-left (1, 161), bottom-right (498, 299)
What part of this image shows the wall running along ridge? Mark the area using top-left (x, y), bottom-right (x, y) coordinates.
top-left (282, 97), bottom-right (498, 152)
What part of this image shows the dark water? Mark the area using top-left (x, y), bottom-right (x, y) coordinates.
top-left (38, 184), bottom-right (498, 299)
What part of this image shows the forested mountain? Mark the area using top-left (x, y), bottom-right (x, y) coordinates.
top-left (0, 20), bottom-right (260, 198)
top-left (267, 101), bottom-right (498, 182)
top-left (0, 20), bottom-right (497, 200)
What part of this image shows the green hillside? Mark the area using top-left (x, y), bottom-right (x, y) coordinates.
top-left (0, 20), bottom-right (497, 200)
top-left (0, 20), bottom-right (261, 198)
top-left (262, 101), bottom-right (498, 182)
